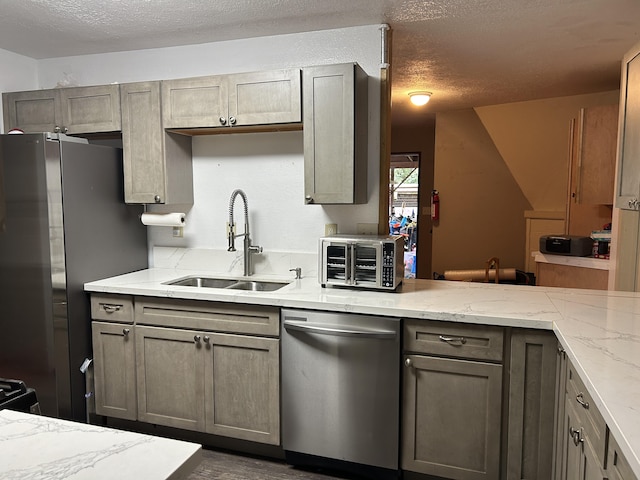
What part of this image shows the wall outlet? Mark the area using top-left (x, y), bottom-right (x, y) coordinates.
top-left (172, 226), bottom-right (184, 238)
top-left (357, 223), bottom-right (378, 235)
top-left (325, 223), bottom-right (338, 236)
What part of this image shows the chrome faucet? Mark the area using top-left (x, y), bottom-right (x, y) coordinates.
top-left (227, 189), bottom-right (262, 276)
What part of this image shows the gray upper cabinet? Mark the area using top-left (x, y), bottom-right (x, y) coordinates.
top-left (303, 63), bottom-right (368, 204)
top-left (120, 81), bottom-right (192, 204)
top-left (161, 69), bottom-right (301, 129)
top-left (616, 40), bottom-right (640, 210)
top-left (3, 85), bottom-right (121, 134)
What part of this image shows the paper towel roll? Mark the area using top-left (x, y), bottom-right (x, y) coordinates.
top-left (140, 212), bottom-right (185, 227)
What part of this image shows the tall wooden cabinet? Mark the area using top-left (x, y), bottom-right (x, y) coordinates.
top-left (616, 42), bottom-right (640, 210)
top-left (120, 81), bottom-right (193, 204)
top-left (3, 85), bottom-right (121, 134)
top-left (302, 63), bottom-right (368, 204)
top-left (566, 104), bottom-right (618, 236)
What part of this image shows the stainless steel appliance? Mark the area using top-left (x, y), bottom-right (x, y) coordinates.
top-left (0, 133), bottom-right (147, 421)
top-left (319, 234), bottom-right (404, 290)
top-left (281, 309), bottom-right (400, 480)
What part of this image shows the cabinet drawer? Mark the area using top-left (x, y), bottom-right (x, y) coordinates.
top-left (404, 320), bottom-right (504, 362)
top-left (607, 431), bottom-right (637, 480)
top-left (135, 297), bottom-right (279, 337)
top-left (566, 362), bottom-right (606, 465)
top-left (90, 294), bottom-right (134, 323)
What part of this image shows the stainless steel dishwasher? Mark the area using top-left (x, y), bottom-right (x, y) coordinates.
top-left (281, 309), bottom-right (400, 480)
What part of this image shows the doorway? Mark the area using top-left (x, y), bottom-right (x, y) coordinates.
top-left (389, 153), bottom-right (419, 278)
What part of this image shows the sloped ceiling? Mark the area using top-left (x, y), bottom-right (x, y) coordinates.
top-left (0, 0), bottom-right (639, 126)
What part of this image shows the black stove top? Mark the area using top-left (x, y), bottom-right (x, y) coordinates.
top-left (0, 378), bottom-right (40, 413)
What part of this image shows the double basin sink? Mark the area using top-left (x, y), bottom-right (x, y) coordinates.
top-left (166, 276), bottom-right (290, 292)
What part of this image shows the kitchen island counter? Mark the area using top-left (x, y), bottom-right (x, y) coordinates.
top-left (0, 409), bottom-right (201, 479)
top-left (85, 265), bottom-right (640, 477)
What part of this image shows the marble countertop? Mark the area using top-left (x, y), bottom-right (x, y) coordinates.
top-left (85, 265), bottom-right (640, 477)
top-left (0, 409), bottom-right (201, 479)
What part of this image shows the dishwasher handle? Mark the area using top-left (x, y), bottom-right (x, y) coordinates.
top-left (283, 319), bottom-right (397, 339)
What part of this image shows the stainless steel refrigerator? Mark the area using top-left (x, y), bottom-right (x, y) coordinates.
top-left (0, 133), bottom-right (147, 421)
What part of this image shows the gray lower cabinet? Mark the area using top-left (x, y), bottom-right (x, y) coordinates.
top-left (506, 329), bottom-right (559, 479)
top-left (120, 81), bottom-right (193, 204)
top-left (161, 69), bottom-right (301, 129)
top-left (3, 85), bottom-right (121, 134)
top-left (90, 294), bottom-right (280, 445)
top-left (91, 321), bottom-right (137, 421)
top-left (402, 320), bottom-right (504, 480)
top-left (302, 63), bottom-right (368, 204)
top-left (135, 324), bottom-right (279, 444)
top-left (559, 360), bottom-right (607, 480)
top-left (90, 294), bottom-right (137, 421)
top-left (607, 431), bottom-right (638, 480)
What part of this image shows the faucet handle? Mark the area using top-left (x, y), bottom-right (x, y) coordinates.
top-left (249, 245), bottom-right (263, 254)
top-left (289, 267), bottom-right (302, 279)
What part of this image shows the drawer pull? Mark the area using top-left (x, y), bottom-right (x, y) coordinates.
top-left (102, 304), bottom-right (122, 314)
top-left (122, 328), bottom-right (130, 337)
top-left (576, 392), bottom-right (590, 409)
top-left (439, 335), bottom-right (467, 345)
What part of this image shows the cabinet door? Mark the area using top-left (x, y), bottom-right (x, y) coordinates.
top-left (554, 345), bottom-right (569, 480)
top-left (228, 69), bottom-right (301, 126)
top-left (2, 89), bottom-right (60, 133)
top-left (121, 81), bottom-right (193, 204)
top-left (570, 105), bottom-right (618, 205)
top-left (135, 325), bottom-right (205, 431)
top-left (58, 85), bottom-right (121, 133)
top-left (563, 398), bottom-right (583, 480)
top-left (303, 63), bottom-right (368, 204)
top-left (91, 321), bottom-right (137, 420)
top-left (616, 44), bottom-right (640, 210)
top-left (204, 333), bottom-right (280, 445)
top-left (402, 354), bottom-right (502, 480)
top-left (507, 330), bottom-right (558, 480)
top-left (161, 76), bottom-right (227, 129)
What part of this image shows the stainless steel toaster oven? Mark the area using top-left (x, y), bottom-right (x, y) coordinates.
top-left (319, 234), bottom-right (405, 290)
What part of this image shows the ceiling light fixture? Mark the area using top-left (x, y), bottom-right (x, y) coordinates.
top-left (409, 91), bottom-right (432, 106)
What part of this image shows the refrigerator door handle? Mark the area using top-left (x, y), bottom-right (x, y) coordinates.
top-left (283, 319), bottom-right (397, 339)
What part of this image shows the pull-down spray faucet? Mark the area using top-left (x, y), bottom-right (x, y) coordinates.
top-left (227, 189), bottom-right (262, 276)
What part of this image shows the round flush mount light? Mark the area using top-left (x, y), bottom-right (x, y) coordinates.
top-left (409, 91), bottom-right (432, 106)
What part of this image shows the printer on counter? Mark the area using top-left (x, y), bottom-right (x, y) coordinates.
top-left (539, 235), bottom-right (593, 257)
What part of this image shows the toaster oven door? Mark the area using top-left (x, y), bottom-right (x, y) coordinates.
top-left (323, 242), bottom-right (350, 285)
top-left (352, 242), bottom-right (381, 287)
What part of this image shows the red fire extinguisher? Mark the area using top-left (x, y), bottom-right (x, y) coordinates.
top-left (431, 189), bottom-right (440, 221)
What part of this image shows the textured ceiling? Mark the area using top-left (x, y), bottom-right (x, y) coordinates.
top-left (1, 0), bottom-right (639, 125)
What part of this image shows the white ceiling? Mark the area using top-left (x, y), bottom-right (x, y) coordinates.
top-left (1, 0), bottom-right (639, 125)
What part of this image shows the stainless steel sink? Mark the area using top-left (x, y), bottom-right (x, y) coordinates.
top-left (165, 276), bottom-right (289, 292)
top-left (226, 280), bottom-right (290, 292)
top-left (167, 277), bottom-right (238, 288)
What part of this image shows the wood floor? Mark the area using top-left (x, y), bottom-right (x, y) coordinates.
top-left (187, 448), bottom-right (359, 480)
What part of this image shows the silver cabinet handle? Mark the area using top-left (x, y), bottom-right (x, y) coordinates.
top-left (283, 320), bottom-right (397, 339)
top-left (219, 116), bottom-right (227, 125)
top-left (154, 195), bottom-right (161, 203)
top-left (54, 126), bottom-right (61, 133)
top-left (122, 328), bottom-right (130, 337)
top-left (102, 304), bottom-right (122, 314)
top-left (305, 195), bottom-right (314, 204)
top-left (194, 335), bottom-right (201, 343)
top-left (569, 426), bottom-right (584, 446)
top-left (62, 127), bottom-right (68, 133)
top-left (203, 336), bottom-right (210, 344)
top-left (229, 116), bottom-right (236, 125)
top-left (576, 393), bottom-right (590, 409)
top-left (405, 357), bottom-right (412, 367)
top-left (439, 335), bottom-right (467, 345)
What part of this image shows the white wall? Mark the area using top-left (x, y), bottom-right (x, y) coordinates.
top-left (33, 25), bottom-right (383, 255)
top-left (0, 48), bottom-right (38, 132)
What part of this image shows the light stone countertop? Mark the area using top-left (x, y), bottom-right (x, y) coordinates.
top-left (85, 265), bottom-right (640, 478)
top-left (0, 409), bottom-right (201, 480)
